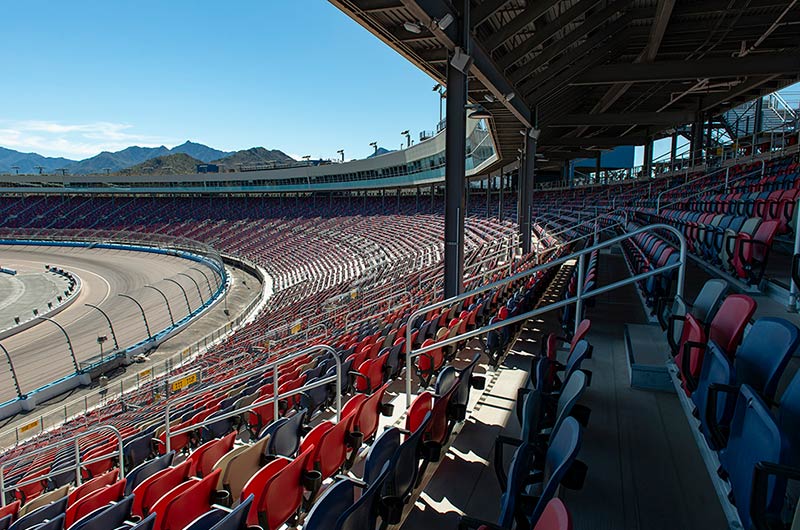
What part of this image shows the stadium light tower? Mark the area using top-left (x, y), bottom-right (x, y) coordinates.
top-left (337, 149), bottom-right (344, 162)
top-left (433, 84), bottom-right (446, 123)
top-left (35, 166), bottom-right (45, 174)
top-left (369, 142), bottom-right (378, 155)
top-left (10, 165), bottom-right (20, 175)
top-left (401, 130), bottom-right (411, 148)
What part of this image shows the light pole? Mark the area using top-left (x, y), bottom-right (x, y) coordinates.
top-left (369, 142), bottom-right (378, 155)
top-left (337, 149), bottom-right (344, 162)
top-left (165, 278), bottom-right (192, 314)
top-left (0, 342), bottom-right (22, 398)
top-left (118, 294), bottom-right (152, 340)
top-left (40, 317), bottom-right (80, 373)
top-left (178, 273), bottom-right (203, 305)
top-left (84, 303), bottom-right (119, 349)
top-left (188, 266), bottom-right (214, 296)
top-left (433, 83), bottom-right (446, 124)
top-left (144, 285), bottom-right (175, 327)
top-left (401, 130), bottom-right (411, 148)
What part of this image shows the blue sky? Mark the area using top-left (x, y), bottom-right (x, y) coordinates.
top-left (0, 1), bottom-right (439, 161)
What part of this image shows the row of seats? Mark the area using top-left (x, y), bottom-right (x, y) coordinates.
top-left (667, 279), bottom-right (800, 529)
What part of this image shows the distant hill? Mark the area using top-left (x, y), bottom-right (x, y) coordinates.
top-left (213, 147), bottom-right (295, 169)
top-left (0, 147), bottom-right (75, 175)
top-left (117, 153), bottom-right (203, 176)
top-left (170, 141), bottom-right (231, 163)
top-left (67, 145), bottom-right (171, 174)
top-left (0, 142), bottom-right (294, 175)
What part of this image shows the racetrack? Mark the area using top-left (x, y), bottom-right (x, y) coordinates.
top-left (0, 244), bottom-right (220, 404)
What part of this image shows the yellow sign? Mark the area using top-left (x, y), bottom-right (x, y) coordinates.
top-left (290, 321), bottom-right (302, 335)
top-left (170, 372), bottom-right (199, 392)
top-left (350, 289), bottom-right (358, 300)
top-left (138, 369), bottom-right (152, 379)
top-left (19, 420), bottom-right (39, 434)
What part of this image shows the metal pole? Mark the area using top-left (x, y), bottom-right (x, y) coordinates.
top-left (118, 294), bottom-right (152, 339)
top-left (574, 253), bottom-right (586, 337)
top-left (178, 272), bottom-right (204, 305)
top-left (144, 285), bottom-right (175, 326)
top-left (789, 197), bottom-right (800, 312)
top-left (0, 342), bottom-right (22, 398)
top-left (41, 317), bottom-right (79, 373)
top-left (84, 303), bottom-right (119, 350)
top-left (444, 14), bottom-right (468, 298)
top-left (165, 278), bottom-right (192, 314)
top-left (189, 266), bottom-right (215, 296)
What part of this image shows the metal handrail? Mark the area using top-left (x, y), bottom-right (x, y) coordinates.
top-left (535, 221), bottom-right (627, 263)
top-left (403, 223), bottom-right (687, 406)
top-left (0, 425), bottom-right (123, 505)
top-left (656, 165), bottom-right (765, 214)
top-left (164, 344), bottom-right (340, 452)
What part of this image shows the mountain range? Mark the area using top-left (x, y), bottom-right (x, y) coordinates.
top-left (0, 141), bottom-right (295, 175)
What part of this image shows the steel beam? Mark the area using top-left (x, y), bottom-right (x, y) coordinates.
top-left (483, 0), bottom-right (562, 52)
top-left (549, 111), bottom-right (696, 127)
top-left (573, 54), bottom-right (800, 84)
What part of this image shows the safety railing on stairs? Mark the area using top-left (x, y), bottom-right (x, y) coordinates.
top-left (163, 344), bottom-right (341, 452)
top-left (0, 425), bottom-right (124, 506)
top-left (656, 165), bottom-right (765, 214)
top-left (403, 224), bottom-right (687, 406)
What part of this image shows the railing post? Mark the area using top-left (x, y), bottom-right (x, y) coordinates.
top-left (74, 437), bottom-right (82, 486)
top-left (724, 167), bottom-right (730, 193)
top-left (789, 197), bottom-right (800, 312)
top-left (574, 253), bottom-right (586, 337)
top-left (273, 363), bottom-right (280, 424)
top-left (0, 342), bottom-right (22, 399)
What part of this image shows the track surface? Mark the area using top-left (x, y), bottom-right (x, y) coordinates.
top-left (0, 244), bottom-right (218, 403)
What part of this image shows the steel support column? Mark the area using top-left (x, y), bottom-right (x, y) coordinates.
top-left (643, 137), bottom-right (654, 178)
top-left (443, 1), bottom-right (468, 298)
top-left (519, 131), bottom-right (535, 254)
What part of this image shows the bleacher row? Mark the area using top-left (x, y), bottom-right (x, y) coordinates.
top-left (0, 196), bottom-right (594, 529)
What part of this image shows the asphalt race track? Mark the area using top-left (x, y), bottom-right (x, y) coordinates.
top-left (0, 244), bottom-right (220, 404)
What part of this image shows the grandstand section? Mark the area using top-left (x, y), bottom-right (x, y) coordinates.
top-left (2, 1), bottom-right (800, 530)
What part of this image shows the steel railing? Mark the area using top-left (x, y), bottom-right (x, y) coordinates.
top-left (0, 425), bottom-right (124, 505)
top-left (164, 344), bottom-right (341, 452)
top-left (403, 223), bottom-right (687, 406)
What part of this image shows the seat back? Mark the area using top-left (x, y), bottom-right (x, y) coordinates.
top-left (708, 295), bottom-right (756, 356)
top-left (563, 340), bottom-right (590, 382)
top-left (531, 417), bottom-right (582, 524)
top-left (190, 432), bottom-right (236, 478)
top-left (383, 412), bottom-right (431, 503)
top-left (720, 386), bottom-right (782, 530)
top-left (221, 436), bottom-right (269, 501)
top-left (533, 498), bottom-right (572, 530)
top-left (245, 445), bottom-right (314, 529)
top-left (67, 469), bottom-right (118, 505)
top-left (69, 495), bottom-right (134, 530)
top-left (267, 410), bottom-right (306, 457)
top-left (352, 383), bottom-right (389, 442)
top-left (18, 487), bottom-right (68, 518)
top-left (131, 460), bottom-right (191, 517)
top-left (335, 465), bottom-right (390, 530)
top-left (206, 494), bottom-right (252, 530)
top-left (154, 469), bottom-right (221, 530)
top-left (125, 452), bottom-right (175, 495)
top-left (735, 318), bottom-right (799, 401)
top-left (497, 443), bottom-right (535, 529)
top-left (363, 428), bottom-right (400, 485)
top-left (9, 497), bottom-right (68, 530)
top-left (778, 369), bottom-right (800, 455)
top-left (65, 478), bottom-right (126, 528)
top-left (692, 279), bottom-right (728, 323)
top-left (550, 371), bottom-right (588, 442)
top-left (25, 514), bottom-right (63, 530)
top-left (303, 480), bottom-right (354, 530)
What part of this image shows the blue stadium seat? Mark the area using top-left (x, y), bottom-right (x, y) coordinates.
top-left (124, 452), bottom-right (175, 495)
top-left (25, 514), bottom-right (64, 530)
top-left (334, 465), bottom-right (390, 530)
top-left (9, 497), bottom-right (68, 530)
top-left (303, 480), bottom-right (356, 530)
top-left (717, 385), bottom-right (782, 529)
top-left (69, 495), bottom-right (134, 530)
top-left (363, 427), bottom-right (400, 485)
top-left (183, 494), bottom-right (253, 530)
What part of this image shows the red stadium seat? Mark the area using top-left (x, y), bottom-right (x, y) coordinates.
top-left (65, 478), bottom-right (126, 528)
top-left (131, 460), bottom-right (192, 517)
top-left (150, 468), bottom-right (221, 530)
